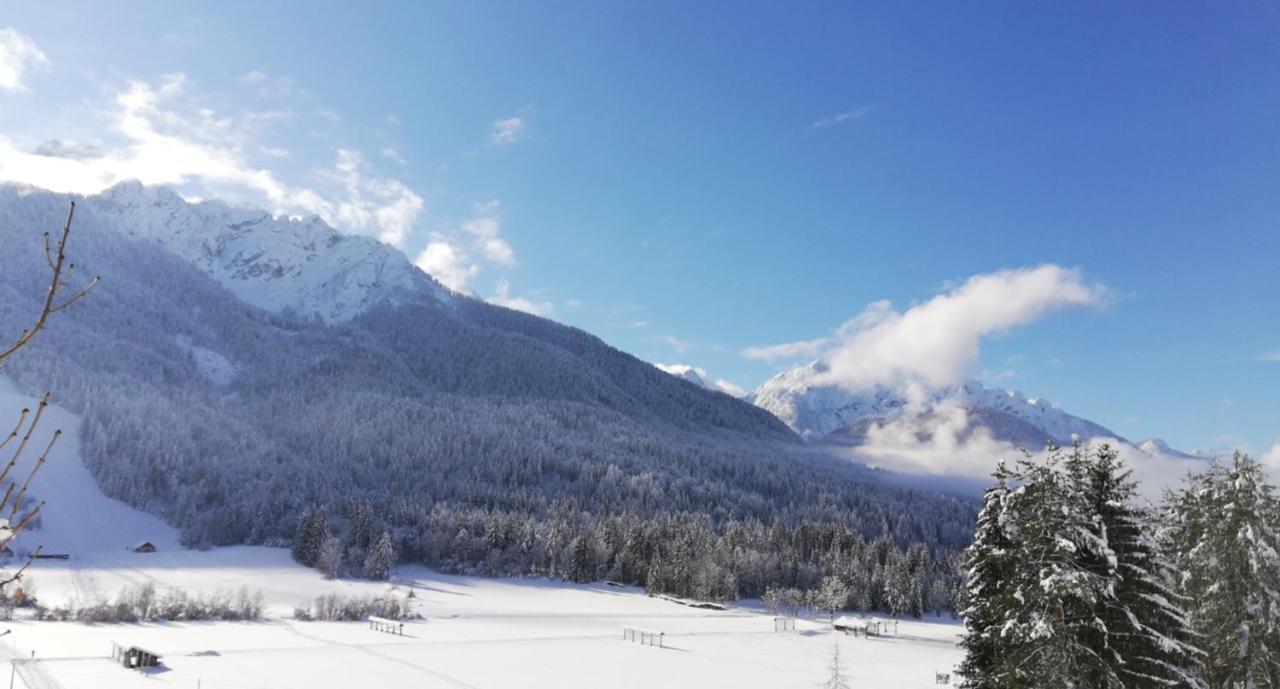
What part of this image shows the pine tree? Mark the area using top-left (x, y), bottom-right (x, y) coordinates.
top-left (816, 575), bottom-right (849, 620)
top-left (1081, 445), bottom-right (1203, 688)
top-left (1162, 453), bottom-right (1280, 688)
top-left (318, 536), bottom-right (343, 580)
top-left (346, 500), bottom-right (375, 552)
top-left (292, 505), bottom-right (329, 568)
top-left (1000, 450), bottom-right (1117, 688)
top-left (959, 461), bottom-right (1017, 688)
top-left (568, 535), bottom-right (595, 583)
top-left (363, 531), bottom-right (396, 581)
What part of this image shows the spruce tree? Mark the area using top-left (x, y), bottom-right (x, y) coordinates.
top-left (363, 531), bottom-right (396, 581)
top-left (292, 505), bottom-right (329, 568)
top-left (1082, 445), bottom-right (1203, 689)
top-left (959, 461), bottom-right (1017, 688)
top-left (568, 536), bottom-right (595, 583)
top-left (1162, 453), bottom-right (1280, 688)
top-left (1002, 450), bottom-right (1117, 688)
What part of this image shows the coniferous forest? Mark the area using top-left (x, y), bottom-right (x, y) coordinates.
top-left (960, 445), bottom-right (1280, 689)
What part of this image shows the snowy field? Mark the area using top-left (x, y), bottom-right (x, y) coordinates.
top-left (1, 387), bottom-right (963, 689)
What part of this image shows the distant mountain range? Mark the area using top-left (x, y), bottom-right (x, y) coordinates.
top-left (740, 360), bottom-right (1194, 460)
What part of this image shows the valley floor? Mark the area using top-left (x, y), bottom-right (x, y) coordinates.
top-left (5, 572), bottom-right (964, 689)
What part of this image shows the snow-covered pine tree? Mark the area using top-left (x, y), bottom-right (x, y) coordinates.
top-left (292, 505), bottom-right (329, 568)
top-left (568, 535), bottom-right (595, 583)
top-left (318, 536), bottom-right (343, 580)
top-left (1081, 445), bottom-right (1203, 688)
top-left (996, 450), bottom-right (1118, 688)
top-left (363, 531), bottom-right (396, 581)
top-left (817, 575), bottom-right (849, 620)
top-left (1162, 453), bottom-right (1280, 688)
top-left (959, 461), bottom-right (1017, 688)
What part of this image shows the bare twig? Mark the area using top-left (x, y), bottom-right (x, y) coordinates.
top-left (0, 201), bottom-right (100, 367)
top-left (0, 545), bottom-right (42, 592)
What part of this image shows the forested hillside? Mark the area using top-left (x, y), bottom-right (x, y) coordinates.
top-left (0, 185), bottom-right (977, 608)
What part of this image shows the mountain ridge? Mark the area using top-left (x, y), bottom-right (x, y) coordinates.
top-left (749, 360), bottom-right (1126, 450)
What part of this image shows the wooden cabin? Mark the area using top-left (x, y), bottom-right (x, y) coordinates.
top-left (111, 642), bottom-right (162, 670)
top-left (132, 542), bottom-right (157, 554)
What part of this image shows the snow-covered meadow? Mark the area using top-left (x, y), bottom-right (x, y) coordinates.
top-left (1, 388), bottom-right (963, 689)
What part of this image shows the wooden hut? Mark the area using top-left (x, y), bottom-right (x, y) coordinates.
top-left (111, 642), bottom-right (163, 670)
top-left (132, 542), bottom-right (157, 553)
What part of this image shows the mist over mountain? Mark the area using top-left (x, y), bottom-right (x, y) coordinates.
top-left (750, 360), bottom-right (1117, 446)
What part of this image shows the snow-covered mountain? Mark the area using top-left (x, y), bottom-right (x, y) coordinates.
top-left (87, 181), bottom-right (451, 323)
top-left (749, 360), bottom-right (1119, 449)
top-left (653, 363), bottom-right (746, 397)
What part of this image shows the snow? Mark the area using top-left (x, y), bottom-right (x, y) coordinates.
top-left (653, 363), bottom-right (746, 398)
top-left (0, 388), bottom-right (965, 689)
top-left (749, 361), bottom-right (1116, 444)
top-left (174, 336), bottom-right (237, 386)
top-left (86, 181), bottom-right (452, 323)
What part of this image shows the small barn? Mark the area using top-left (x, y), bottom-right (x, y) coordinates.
top-left (832, 615), bottom-right (860, 633)
top-left (111, 642), bottom-right (163, 670)
top-left (132, 542), bottom-right (157, 554)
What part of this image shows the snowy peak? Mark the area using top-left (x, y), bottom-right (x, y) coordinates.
top-left (1137, 438), bottom-right (1202, 460)
top-left (653, 363), bottom-right (747, 397)
top-left (750, 361), bottom-right (1118, 447)
top-left (84, 181), bottom-right (450, 322)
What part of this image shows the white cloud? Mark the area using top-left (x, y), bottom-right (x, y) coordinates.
top-left (414, 240), bottom-right (478, 292)
top-left (662, 335), bottom-right (690, 354)
top-left (842, 405), bottom-right (1208, 496)
top-left (0, 73), bottom-right (425, 247)
top-left (489, 116), bottom-right (525, 146)
top-left (1262, 444), bottom-right (1280, 472)
top-left (742, 336), bottom-right (831, 362)
top-left (408, 201), bottom-right (521, 292)
top-left (236, 70), bottom-right (295, 98)
top-left (313, 148), bottom-right (424, 246)
top-left (746, 265), bottom-right (1105, 394)
top-left (981, 369), bottom-right (1017, 383)
top-left (848, 398), bottom-right (1021, 477)
top-left (811, 106), bottom-right (871, 129)
top-left (381, 147), bottom-right (407, 165)
top-left (460, 202), bottom-right (516, 267)
top-left (488, 279), bottom-right (554, 317)
top-left (1260, 351), bottom-right (1280, 363)
top-left (0, 28), bottom-right (47, 92)
top-left (258, 145), bottom-right (290, 158)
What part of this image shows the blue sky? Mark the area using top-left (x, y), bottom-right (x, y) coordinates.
top-left (0, 2), bottom-right (1277, 456)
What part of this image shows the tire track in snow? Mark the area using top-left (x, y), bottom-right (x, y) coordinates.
top-left (276, 620), bottom-right (481, 689)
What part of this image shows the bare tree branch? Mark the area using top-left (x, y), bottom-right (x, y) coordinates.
top-left (0, 201), bottom-right (99, 367)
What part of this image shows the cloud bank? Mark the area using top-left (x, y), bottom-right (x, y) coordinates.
top-left (0, 73), bottom-right (424, 248)
top-left (746, 264), bottom-right (1106, 395)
